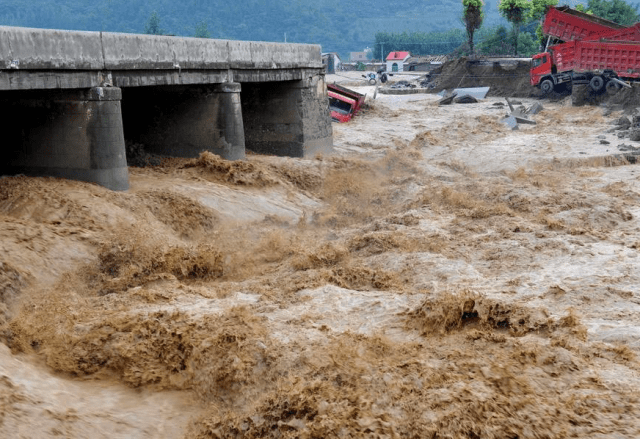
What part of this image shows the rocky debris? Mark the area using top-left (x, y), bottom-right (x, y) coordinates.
top-left (572, 84), bottom-right (604, 106)
top-left (608, 112), bottom-right (640, 143)
top-left (379, 75), bottom-right (436, 93)
top-left (390, 80), bottom-right (417, 89)
top-left (600, 139), bottom-right (611, 145)
top-left (601, 105), bottom-right (624, 117)
top-left (418, 75), bottom-right (434, 88)
top-left (618, 143), bottom-right (640, 152)
top-left (614, 116), bottom-right (631, 128)
top-left (126, 142), bottom-right (163, 168)
top-left (454, 94), bottom-right (478, 104)
top-left (629, 129), bottom-right (640, 142)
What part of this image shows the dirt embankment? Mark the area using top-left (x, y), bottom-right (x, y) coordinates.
top-left (431, 56), bottom-right (640, 106)
top-left (429, 56), bottom-right (541, 97)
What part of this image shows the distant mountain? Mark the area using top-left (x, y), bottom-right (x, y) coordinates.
top-left (0, 0), bottom-right (516, 56)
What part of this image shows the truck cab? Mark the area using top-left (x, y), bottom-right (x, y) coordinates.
top-left (327, 83), bottom-right (366, 123)
top-left (530, 52), bottom-right (552, 86)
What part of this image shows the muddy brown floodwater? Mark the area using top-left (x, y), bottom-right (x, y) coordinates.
top-left (2, 86), bottom-right (640, 438)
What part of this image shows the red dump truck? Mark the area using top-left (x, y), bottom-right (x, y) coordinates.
top-left (531, 6), bottom-right (640, 93)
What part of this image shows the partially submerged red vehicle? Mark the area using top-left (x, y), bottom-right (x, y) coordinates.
top-left (327, 83), bottom-right (366, 123)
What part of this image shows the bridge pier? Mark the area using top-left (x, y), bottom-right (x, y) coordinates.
top-left (0, 87), bottom-right (129, 190)
top-left (0, 27), bottom-right (334, 189)
top-left (121, 83), bottom-right (245, 160)
top-left (241, 75), bottom-right (333, 157)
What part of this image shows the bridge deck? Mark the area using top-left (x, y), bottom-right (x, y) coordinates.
top-left (0, 26), bottom-right (323, 90)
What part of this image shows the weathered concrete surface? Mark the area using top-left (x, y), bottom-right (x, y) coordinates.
top-left (242, 76), bottom-right (333, 158)
top-left (0, 26), bottom-right (321, 71)
top-left (0, 27), bottom-right (104, 70)
top-left (0, 87), bottom-right (129, 190)
top-left (501, 115), bottom-right (519, 130)
top-left (122, 84), bottom-right (245, 160)
top-left (528, 102), bottom-right (544, 114)
top-left (101, 35), bottom-right (321, 71)
top-left (0, 26), bottom-right (323, 91)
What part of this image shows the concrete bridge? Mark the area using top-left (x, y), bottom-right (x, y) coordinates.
top-left (0, 26), bottom-right (333, 190)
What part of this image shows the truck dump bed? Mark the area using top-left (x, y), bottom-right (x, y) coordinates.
top-left (549, 39), bottom-right (640, 79)
top-left (573, 39), bottom-right (640, 78)
top-left (543, 6), bottom-right (623, 42)
top-left (592, 23), bottom-right (640, 42)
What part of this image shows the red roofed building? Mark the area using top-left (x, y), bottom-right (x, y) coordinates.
top-left (386, 51), bottom-right (411, 72)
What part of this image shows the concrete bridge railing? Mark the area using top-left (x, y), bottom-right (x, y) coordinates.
top-left (0, 26), bottom-right (333, 190)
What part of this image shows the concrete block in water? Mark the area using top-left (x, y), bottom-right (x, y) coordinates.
top-left (502, 115), bottom-right (519, 130)
top-left (527, 102), bottom-right (544, 114)
top-left (513, 114), bottom-right (536, 125)
top-left (438, 92), bottom-right (457, 105)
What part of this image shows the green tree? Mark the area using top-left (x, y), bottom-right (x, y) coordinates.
top-left (517, 30), bottom-right (539, 56)
top-left (373, 29), bottom-right (467, 57)
top-left (498, 0), bottom-right (532, 55)
top-left (144, 11), bottom-right (165, 35)
top-left (528, 0), bottom-right (557, 20)
top-left (586, 0), bottom-right (639, 26)
top-left (477, 25), bottom-right (513, 55)
top-left (462, 0), bottom-right (484, 55)
top-left (529, 0), bottom-right (557, 45)
top-left (194, 20), bottom-right (211, 38)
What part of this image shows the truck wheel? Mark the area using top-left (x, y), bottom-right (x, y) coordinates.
top-left (540, 79), bottom-right (554, 94)
top-left (590, 76), bottom-right (605, 92)
top-left (380, 73), bottom-right (388, 83)
top-left (368, 77), bottom-right (377, 85)
top-left (606, 80), bottom-right (621, 95)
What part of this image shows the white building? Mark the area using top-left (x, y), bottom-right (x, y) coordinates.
top-left (350, 52), bottom-right (368, 62)
top-left (386, 51), bottom-right (411, 72)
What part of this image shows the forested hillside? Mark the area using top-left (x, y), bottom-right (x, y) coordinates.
top-left (0, 0), bottom-right (509, 56)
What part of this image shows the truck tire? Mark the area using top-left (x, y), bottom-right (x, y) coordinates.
top-left (380, 73), bottom-right (388, 83)
top-left (368, 77), bottom-right (377, 85)
top-left (540, 79), bottom-right (554, 94)
top-left (606, 80), bottom-right (621, 95)
top-left (590, 76), bottom-right (604, 92)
